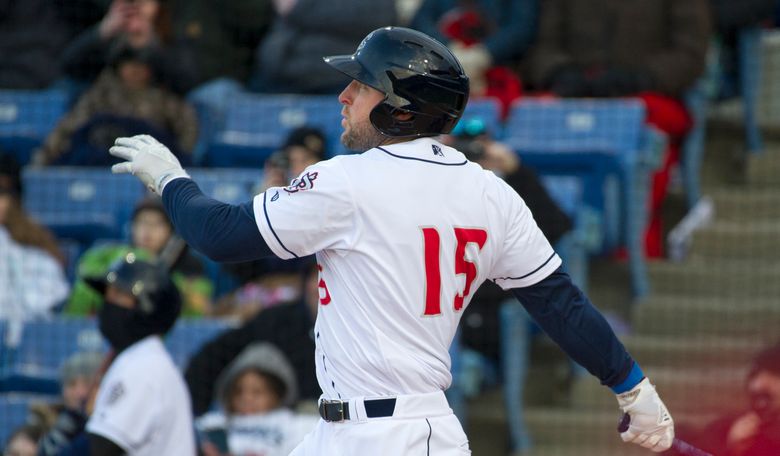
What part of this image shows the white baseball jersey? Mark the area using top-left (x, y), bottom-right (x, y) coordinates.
top-left (87, 336), bottom-right (196, 455)
top-left (253, 137), bottom-right (560, 400)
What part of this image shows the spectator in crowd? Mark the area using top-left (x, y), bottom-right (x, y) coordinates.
top-left (167, 0), bottom-right (272, 92)
top-left (249, 0), bottom-right (397, 94)
top-left (707, 0), bottom-right (776, 156)
top-left (674, 342), bottom-right (780, 456)
top-left (61, 0), bottom-right (197, 95)
top-left (196, 343), bottom-right (319, 456)
top-left (36, 351), bottom-right (105, 456)
top-left (65, 196), bottom-right (213, 317)
top-left (0, 153), bottom-right (69, 321)
top-left (83, 254), bottom-right (195, 454)
top-left (162, 0), bottom-right (274, 127)
top-left (525, 0), bottom-right (712, 258)
top-left (185, 263), bottom-right (321, 418)
top-left (2, 425), bottom-right (42, 456)
top-left (33, 43), bottom-right (198, 167)
top-left (253, 127), bottom-right (327, 201)
top-left (0, 0), bottom-right (73, 89)
top-left (411, 0), bottom-right (538, 107)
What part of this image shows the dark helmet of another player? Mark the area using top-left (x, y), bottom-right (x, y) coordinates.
top-left (324, 27), bottom-right (470, 138)
top-left (86, 253), bottom-right (181, 350)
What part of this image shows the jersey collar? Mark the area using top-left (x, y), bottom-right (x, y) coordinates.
top-left (375, 138), bottom-right (468, 166)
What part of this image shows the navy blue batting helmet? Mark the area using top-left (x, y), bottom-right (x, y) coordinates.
top-left (324, 27), bottom-right (470, 138)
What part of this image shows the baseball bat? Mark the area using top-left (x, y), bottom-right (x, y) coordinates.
top-left (617, 413), bottom-right (713, 456)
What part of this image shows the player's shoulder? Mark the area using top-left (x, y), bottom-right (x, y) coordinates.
top-left (113, 336), bottom-right (175, 378)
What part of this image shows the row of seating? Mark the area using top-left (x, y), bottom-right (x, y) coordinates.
top-left (0, 318), bottom-right (233, 393)
top-left (4, 88), bottom-right (665, 297)
top-left (0, 317), bottom-right (233, 445)
top-left (20, 167), bottom-right (595, 293)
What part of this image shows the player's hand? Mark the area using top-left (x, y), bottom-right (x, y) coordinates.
top-left (616, 377), bottom-right (674, 452)
top-left (109, 135), bottom-right (190, 195)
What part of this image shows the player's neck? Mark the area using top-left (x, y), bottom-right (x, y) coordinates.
top-left (379, 137), bottom-right (417, 147)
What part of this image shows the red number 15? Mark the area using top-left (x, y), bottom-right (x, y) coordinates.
top-left (421, 227), bottom-right (488, 316)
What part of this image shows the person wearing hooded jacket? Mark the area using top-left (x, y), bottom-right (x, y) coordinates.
top-left (196, 342), bottom-right (319, 456)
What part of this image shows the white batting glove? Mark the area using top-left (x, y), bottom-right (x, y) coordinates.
top-left (109, 135), bottom-right (190, 195)
top-left (616, 377), bottom-right (674, 452)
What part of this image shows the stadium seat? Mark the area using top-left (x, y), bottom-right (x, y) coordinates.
top-left (23, 167), bottom-right (146, 245)
top-left (0, 317), bottom-right (234, 395)
top-left (204, 94), bottom-right (344, 168)
top-left (0, 89), bottom-right (69, 165)
top-left (504, 98), bottom-right (666, 298)
top-left (0, 318), bottom-right (105, 395)
top-left (188, 168), bottom-right (260, 204)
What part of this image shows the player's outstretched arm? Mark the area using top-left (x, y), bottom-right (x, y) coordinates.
top-left (109, 135), bottom-right (274, 262)
top-left (510, 266), bottom-right (674, 452)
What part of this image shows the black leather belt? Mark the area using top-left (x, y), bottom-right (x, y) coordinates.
top-left (318, 398), bottom-right (396, 422)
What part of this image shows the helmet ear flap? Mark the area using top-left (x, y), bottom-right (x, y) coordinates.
top-left (370, 103), bottom-right (417, 137)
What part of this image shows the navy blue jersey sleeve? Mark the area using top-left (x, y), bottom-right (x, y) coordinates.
top-left (162, 178), bottom-right (273, 262)
top-left (510, 266), bottom-right (643, 392)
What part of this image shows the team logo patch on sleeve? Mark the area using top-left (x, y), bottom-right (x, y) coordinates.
top-left (106, 381), bottom-right (125, 406)
top-left (432, 144), bottom-right (444, 157)
top-left (284, 171), bottom-right (319, 194)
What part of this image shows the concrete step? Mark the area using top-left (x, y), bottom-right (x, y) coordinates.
top-left (709, 187), bottom-right (780, 221)
top-left (632, 295), bottom-right (780, 337)
top-left (622, 335), bottom-right (763, 370)
top-left (569, 366), bottom-right (747, 415)
top-left (647, 255), bottom-right (780, 298)
top-left (689, 219), bottom-right (780, 260)
top-left (524, 444), bottom-right (654, 456)
top-left (469, 391), bottom-right (715, 450)
top-left (747, 144), bottom-right (780, 186)
top-left (531, 334), bottom-right (762, 371)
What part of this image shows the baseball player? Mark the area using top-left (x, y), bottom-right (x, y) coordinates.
top-left (84, 254), bottom-right (195, 455)
top-left (109, 27), bottom-right (674, 454)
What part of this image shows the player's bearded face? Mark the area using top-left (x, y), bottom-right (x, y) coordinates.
top-left (339, 81), bottom-right (387, 151)
top-left (341, 115), bottom-right (385, 151)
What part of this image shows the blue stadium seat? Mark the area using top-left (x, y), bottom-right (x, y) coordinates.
top-left (188, 168), bottom-right (260, 204)
top-left (0, 317), bottom-right (107, 382)
top-left (205, 94), bottom-right (344, 168)
top-left (505, 98), bottom-right (666, 298)
top-left (0, 89), bottom-right (69, 165)
top-left (0, 394), bottom-right (56, 445)
top-left (165, 318), bottom-right (234, 370)
top-left (22, 167), bottom-right (147, 246)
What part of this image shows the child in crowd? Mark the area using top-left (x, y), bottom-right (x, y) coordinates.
top-left (65, 195), bottom-right (212, 316)
top-left (197, 343), bottom-right (318, 456)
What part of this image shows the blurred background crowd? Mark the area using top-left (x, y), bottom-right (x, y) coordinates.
top-left (2, 0), bottom-right (780, 455)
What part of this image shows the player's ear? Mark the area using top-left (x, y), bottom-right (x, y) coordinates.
top-left (391, 108), bottom-right (413, 121)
